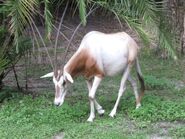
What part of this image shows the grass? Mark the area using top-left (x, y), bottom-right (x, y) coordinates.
top-left (0, 51), bottom-right (185, 138)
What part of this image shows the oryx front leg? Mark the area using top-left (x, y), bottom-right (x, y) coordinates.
top-left (109, 65), bottom-right (131, 118)
top-left (87, 76), bottom-right (102, 122)
top-left (86, 79), bottom-right (105, 116)
top-left (94, 100), bottom-right (105, 116)
top-left (128, 75), bottom-right (141, 109)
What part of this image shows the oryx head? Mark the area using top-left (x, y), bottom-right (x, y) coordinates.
top-left (40, 70), bottom-right (73, 106)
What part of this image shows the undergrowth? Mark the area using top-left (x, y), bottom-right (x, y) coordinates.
top-left (0, 52), bottom-right (185, 138)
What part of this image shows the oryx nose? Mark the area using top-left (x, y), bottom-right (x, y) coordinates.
top-left (54, 101), bottom-right (60, 106)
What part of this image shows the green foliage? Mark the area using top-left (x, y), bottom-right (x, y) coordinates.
top-left (127, 95), bottom-right (185, 122)
top-left (89, 0), bottom-right (178, 58)
top-left (170, 127), bottom-right (185, 138)
top-left (38, 0), bottom-right (178, 58)
top-left (144, 75), bottom-right (173, 90)
top-left (1, 0), bottom-right (38, 52)
top-left (0, 0), bottom-right (37, 86)
top-left (78, 0), bottom-right (87, 26)
top-left (0, 0), bottom-right (53, 51)
top-left (0, 92), bottom-right (88, 138)
top-left (0, 87), bottom-right (22, 102)
top-left (0, 26), bottom-right (9, 74)
top-left (1, 52), bottom-right (185, 138)
top-left (0, 0), bottom-right (179, 58)
top-left (0, 25), bottom-right (32, 87)
top-left (43, 0), bottom-right (53, 39)
top-left (1, 87), bottom-right (185, 138)
top-left (158, 17), bottom-right (178, 59)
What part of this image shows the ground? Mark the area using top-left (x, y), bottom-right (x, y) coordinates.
top-left (1, 15), bottom-right (185, 139)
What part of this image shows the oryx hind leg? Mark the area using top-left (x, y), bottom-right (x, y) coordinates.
top-left (109, 64), bottom-right (131, 118)
top-left (128, 74), bottom-right (141, 109)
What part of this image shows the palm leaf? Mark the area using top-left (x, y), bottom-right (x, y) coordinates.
top-left (78, 0), bottom-right (87, 26)
top-left (90, 0), bottom-right (177, 58)
top-left (2, 0), bottom-right (38, 52)
top-left (158, 16), bottom-right (177, 59)
top-left (43, 0), bottom-right (53, 39)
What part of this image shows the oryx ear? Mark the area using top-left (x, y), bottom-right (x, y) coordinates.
top-left (40, 72), bottom-right (54, 78)
top-left (64, 71), bottom-right (74, 83)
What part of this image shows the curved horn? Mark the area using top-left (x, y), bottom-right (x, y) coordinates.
top-left (54, 2), bottom-right (69, 73)
top-left (40, 72), bottom-right (54, 78)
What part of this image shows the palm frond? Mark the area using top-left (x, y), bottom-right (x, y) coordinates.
top-left (0, 25), bottom-right (32, 74)
top-left (2, 0), bottom-right (38, 52)
top-left (158, 16), bottom-right (178, 59)
top-left (78, 0), bottom-right (87, 26)
top-left (43, 0), bottom-right (53, 39)
top-left (123, 16), bottom-right (150, 46)
top-left (90, 0), bottom-right (177, 58)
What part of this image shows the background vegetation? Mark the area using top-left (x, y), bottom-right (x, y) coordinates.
top-left (1, 52), bottom-right (185, 138)
top-left (0, 0), bottom-right (184, 88)
top-left (0, 0), bottom-right (185, 138)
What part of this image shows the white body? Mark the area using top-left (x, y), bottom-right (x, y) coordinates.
top-left (41, 31), bottom-right (144, 122)
top-left (82, 32), bottom-right (128, 76)
top-left (64, 31), bottom-right (138, 77)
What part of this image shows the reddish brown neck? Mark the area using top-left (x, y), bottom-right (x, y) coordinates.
top-left (64, 48), bottom-right (104, 79)
top-left (65, 53), bottom-right (86, 77)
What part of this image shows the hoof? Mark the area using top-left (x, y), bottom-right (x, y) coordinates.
top-left (98, 109), bottom-right (105, 116)
top-left (109, 109), bottom-right (116, 118)
top-left (87, 117), bottom-right (94, 122)
top-left (109, 112), bottom-right (116, 118)
top-left (136, 103), bottom-right (141, 109)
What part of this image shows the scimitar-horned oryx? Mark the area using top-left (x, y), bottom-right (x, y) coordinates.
top-left (41, 31), bottom-right (145, 122)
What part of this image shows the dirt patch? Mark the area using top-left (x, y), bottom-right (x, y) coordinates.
top-left (52, 132), bottom-right (65, 139)
top-left (150, 121), bottom-right (185, 139)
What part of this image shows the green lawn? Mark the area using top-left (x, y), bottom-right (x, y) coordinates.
top-left (0, 52), bottom-right (185, 139)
